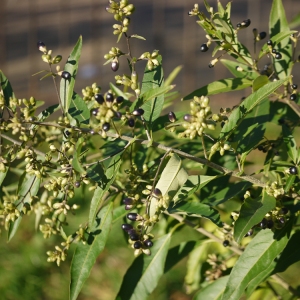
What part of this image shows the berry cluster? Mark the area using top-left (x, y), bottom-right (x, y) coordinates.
top-left (178, 96), bottom-right (216, 139)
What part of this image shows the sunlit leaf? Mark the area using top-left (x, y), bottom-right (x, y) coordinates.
top-left (70, 203), bottom-right (113, 300)
top-left (72, 137), bottom-right (86, 173)
top-left (0, 70), bottom-right (15, 106)
top-left (220, 60), bottom-right (259, 80)
top-left (282, 125), bottom-right (298, 164)
top-left (68, 92), bottom-right (90, 125)
top-left (252, 75), bottom-right (269, 92)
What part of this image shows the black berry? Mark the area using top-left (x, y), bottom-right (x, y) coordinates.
top-left (116, 96), bottom-right (124, 104)
top-left (121, 223), bottom-right (133, 231)
top-left (275, 52), bottom-right (282, 59)
top-left (258, 32), bottom-right (266, 40)
top-left (61, 71), bottom-right (71, 80)
top-left (74, 181), bottom-right (81, 188)
top-left (280, 207), bottom-right (289, 215)
top-left (245, 229), bottom-right (253, 237)
top-left (278, 217), bottom-right (285, 224)
top-left (123, 197), bottom-right (134, 205)
top-left (272, 49), bottom-right (277, 54)
top-left (267, 40), bottom-right (273, 46)
top-left (115, 111), bottom-right (122, 119)
top-left (37, 41), bottom-right (46, 51)
top-left (267, 219), bottom-right (274, 229)
top-left (132, 108), bottom-right (144, 116)
top-left (143, 239), bottom-right (153, 248)
top-left (111, 61), bottom-right (119, 72)
top-left (289, 166), bottom-right (298, 175)
top-left (223, 240), bottom-right (230, 247)
top-left (237, 19), bottom-right (251, 28)
top-left (278, 118), bottom-right (285, 125)
top-left (92, 108), bottom-right (98, 116)
top-left (290, 94), bottom-right (297, 101)
top-left (184, 114), bottom-right (193, 122)
top-left (102, 122), bottom-right (110, 132)
top-left (106, 93), bottom-right (114, 102)
top-left (208, 63), bottom-right (214, 68)
top-left (153, 188), bottom-right (162, 198)
top-left (260, 218), bottom-right (267, 229)
top-left (128, 118), bottom-right (135, 128)
top-left (200, 43), bottom-right (209, 52)
top-left (127, 213), bottom-right (138, 221)
top-left (168, 112), bottom-right (176, 123)
top-left (95, 93), bottom-right (104, 105)
top-left (129, 233), bottom-right (140, 241)
top-left (134, 241), bottom-right (142, 249)
top-left (292, 84), bottom-right (298, 90)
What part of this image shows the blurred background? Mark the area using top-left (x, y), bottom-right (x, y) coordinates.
top-left (1, 0), bottom-right (300, 107)
top-left (1, 0), bottom-right (300, 299)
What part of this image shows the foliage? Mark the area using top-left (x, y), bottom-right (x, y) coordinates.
top-left (0, 0), bottom-right (300, 299)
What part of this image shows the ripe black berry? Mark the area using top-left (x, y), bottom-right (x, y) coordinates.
top-left (290, 94), bottom-right (297, 101)
top-left (106, 93), bottom-right (114, 102)
top-left (92, 108), bottom-right (98, 116)
top-left (223, 240), bottom-right (230, 247)
top-left (121, 223), bottom-right (133, 231)
top-left (272, 49), bottom-right (277, 54)
top-left (289, 166), bottom-right (298, 175)
top-left (95, 93), bottom-right (104, 105)
top-left (267, 40), bottom-right (273, 46)
top-left (143, 239), bottom-right (153, 248)
top-left (258, 32), bottom-right (266, 40)
top-left (74, 181), bottom-right (81, 188)
top-left (168, 111), bottom-right (176, 123)
top-left (37, 41), bottom-right (46, 51)
top-left (132, 108), bottom-right (144, 116)
top-left (291, 84), bottom-right (298, 90)
top-left (129, 233), bottom-right (140, 241)
top-left (134, 241), bottom-right (142, 249)
top-left (184, 114), bottom-right (193, 122)
top-left (200, 43), bottom-right (209, 52)
top-left (245, 229), bottom-right (253, 237)
top-left (153, 188), bottom-right (162, 198)
top-left (267, 219), bottom-right (274, 229)
top-left (280, 207), bottom-right (289, 215)
top-left (278, 118), bottom-right (285, 125)
top-left (237, 19), bottom-right (251, 28)
top-left (260, 218), bottom-right (267, 229)
top-left (116, 96), bottom-right (124, 104)
top-left (123, 197), bottom-right (134, 205)
top-left (102, 122), bottom-right (110, 132)
top-left (208, 63), bottom-right (214, 68)
top-left (111, 61), bottom-right (119, 72)
top-left (61, 71), bottom-right (71, 80)
top-left (275, 52), bottom-right (282, 59)
top-left (127, 212), bottom-right (138, 221)
top-left (115, 111), bottom-right (122, 119)
top-left (128, 118), bottom-right (135, 128)
top-left (278, 217), bottom-right (285, 224)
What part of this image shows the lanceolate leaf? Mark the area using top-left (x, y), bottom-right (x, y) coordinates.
top-left (0, 70), bottom-right (15, 106)
top-left (169, 201), bottom-right (222, 226)
top-left (220, 59), bottom-right (259, 80)
top-left (222, 227), bottom-right (290, 300)
top-left (88, 154), bottom-right (122, 228)
top-left (70, 203), bottom-right (113, 300)
top-left (193, 276), bottom-right (229, 300)
top-left (182, 78), bottom-right (252, 101)
top-left (282, 125), bottom-right (298, 164)
top-left (68, 92), bottom-right (90, 125)
top-left (116, 233), bottom-right (172, 300)
top-left (60, 36), bottom-right (82, 115)
top-left (72, 137), bottom-right (86, 173)
top-left (8, 175), bottom-right (41, 241)
top-left (233, 191), bottom-right (276, 243)
top-left (219, 78), bottom-right (288, 140)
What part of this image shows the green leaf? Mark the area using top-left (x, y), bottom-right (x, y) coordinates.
top-left (8, 175), bottom-right (41, 241)
top-left (233, 191), bottom-right (276, 243)
top-left (0, 70), bottom-right (15, 106)
top-left (164, 65), bottom-right (182, 87)
top-left (72, 137), bottom-right (86, 173)
top-left (220, 60), bottom-right (259, 80)
top-left (130, 34), bottom-right (146, 40)
top-left (0, 166), bottom-right (8, 186)
top-left (193, 276), bottom-right (229, 300)
top-left (70, 202), bottom-right (113, 300)
top-left (182, 78), bottom-right (252, 101)
top-left (116, 233), bottom-right (172, 300)
top-left (86, 163), bottom-right (106, 185)
top-left (172, 175), bottom-right (218, 204)
top-left (282, 125), bottom-right (298, 164)
top-left (269, 0), bottom-right (293, 79)
top-left (252, 75), bottom-right (269, 92)
top-left (137, 55), bottom-right (165, 126)
top-left (88, 154), bottom-right (122, 228)
top-left (60, 36), bottom-right (82, 115)
top-left (68, 92), bottom-right (90, 125)
top-left (289, 12), bottom-right (300, 29)
top-left (219, 78), bottom-right (288, 141)
top-left (222, 227), bottom-right (290, 300)
top-left (169, 201), bottom-right (221, 226)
